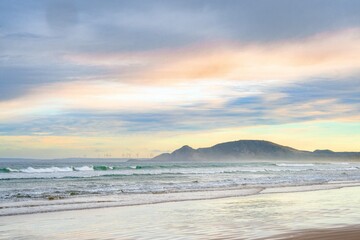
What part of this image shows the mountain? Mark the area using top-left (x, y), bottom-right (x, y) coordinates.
top-left (153, 140), bottom-right (360, 161)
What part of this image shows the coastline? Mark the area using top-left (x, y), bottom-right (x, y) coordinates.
top-left (1, 181), bottom-right (360, 217)
top-left (265, 225), bottom-right (360, 240)
top-left (1, 185), bottom-right (360, 239)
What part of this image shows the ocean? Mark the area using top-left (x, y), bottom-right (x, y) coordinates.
top-left (1, 158), bottom-right (360, 216)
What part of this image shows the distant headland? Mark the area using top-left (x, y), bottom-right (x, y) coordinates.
top-left (153, 140), bottom-right (360, 161)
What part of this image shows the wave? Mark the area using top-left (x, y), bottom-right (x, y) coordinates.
top-left (74, 166), bottom-right (93, 171)
top-left (0, 167), bottom-right (19, 173)
top-left (93, 165), bottom-right (111, 171)
top-left (2, 182), bottom-right (360, 217)
top-left (21, 167), bottom-right (75, 173)
top-left (1, 162), bottom-right (359, 176)
top-left (0, 164), bottom-right (200, 173)
top-left (0, 167), bottom-right (338, 180)
top-left (276, 163), bottom-right (315, 167)
top-left (1, 166), bottom-right (96, 173)
top-left (0, 165), bottom-right (178, 174)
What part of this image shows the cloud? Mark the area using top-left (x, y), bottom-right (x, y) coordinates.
top-left (65, 28), bottom-right (360, 84)
top-left (3, 0), bottom-right (360, 49)
top-left (0, 77), bottom-right (358, 136)
top-left (160, 28), bottom-right (360, 82)
top-left (1, 0), bottom-right (360, 100)
top-left (0, 80), bottom-right (247, 122)
top-left (1, 0), bottom-right (360, 156)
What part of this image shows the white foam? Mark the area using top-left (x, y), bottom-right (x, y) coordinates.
top-left (2, 182), bottom-right (360, 217)
top-left (0, 188), bottom-right (263, 216)
top-left (6, 168), bottom-right (19, 172)
top-left (74, 166), bottom-right (94, 171)
top-left (20, 167), bottom-right (74, 173)
top-left (276, 163), bottom-right (315, 167)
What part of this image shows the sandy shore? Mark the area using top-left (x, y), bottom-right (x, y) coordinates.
top-left (2, 181), bottom-right (360, 216)
top-left (1, 186), bottom-right (360, 239)
top-left (268, 225), bottom-right (360, 239)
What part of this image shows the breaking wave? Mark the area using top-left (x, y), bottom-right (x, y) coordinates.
top-left (276, 163), bottom-right (315, 167)
top-left (0, 165), bottom-right (114, 173)
top-left (0, 165), bottom-right (209, 173)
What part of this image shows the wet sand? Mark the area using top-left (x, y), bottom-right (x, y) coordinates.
top-left (1, 186), bottom-right (360, 239)
top-left (268, 225), bottom-right (360, 239)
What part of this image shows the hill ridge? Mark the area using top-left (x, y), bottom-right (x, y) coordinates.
top-left (153, 140), bottom-right (360, 161)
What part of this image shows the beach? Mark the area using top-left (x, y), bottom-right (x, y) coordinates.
top-left (267, 226), bottom-right (360, 240)
top-left (1, 159), bottom-right (360, 216)
top-left (2, 0), bottom-right (360, 239)
top-left (1, 185), bottom-right (360, 239)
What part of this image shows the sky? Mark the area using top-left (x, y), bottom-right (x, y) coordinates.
top-left (0, 0), bottom-right (359, 158)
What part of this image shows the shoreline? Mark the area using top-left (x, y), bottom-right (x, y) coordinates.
top-left (2, 185), bottom-right (360, 239)
top-left (264, 225), bottom-right (360, 240)
top-left (2, 181), bottom-right (360, 217)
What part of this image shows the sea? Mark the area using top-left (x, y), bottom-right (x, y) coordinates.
top-left (1, 158), bottom-right (360, 216)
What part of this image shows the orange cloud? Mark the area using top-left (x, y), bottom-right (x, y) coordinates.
top-left (144, 29), bottom-right (360, 83)
top-left (65, 28), bottom-right (360, 84)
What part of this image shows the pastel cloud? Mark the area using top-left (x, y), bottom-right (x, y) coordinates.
top-left (1, 0), bottom-right (360, 157)
top-left (65, 28), bottom-right (360, 83)
top-left (0, 80), bottom-right (247, 122)
top-left (0, 77), bottom-right (358, 137)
